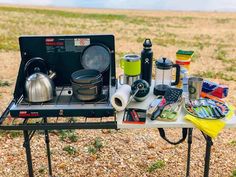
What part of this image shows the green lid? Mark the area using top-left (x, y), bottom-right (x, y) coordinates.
top-left (176, 50), bottom-right (194, 56)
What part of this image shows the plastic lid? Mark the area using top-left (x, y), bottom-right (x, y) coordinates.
top-left (123, 54), bottom-right (140, 62)
top-left (143, 39), bottom-right (152, 48)
top-left (155, 57), bottom-right (173, 69)
top-left (176, 50), bottom-right (194, 56)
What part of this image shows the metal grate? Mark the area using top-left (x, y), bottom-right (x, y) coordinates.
top-left (17, 86), bottom-right (110, 107)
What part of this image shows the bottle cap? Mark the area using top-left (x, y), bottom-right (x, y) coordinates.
top-left (143, 39), bottom-right (152, 48)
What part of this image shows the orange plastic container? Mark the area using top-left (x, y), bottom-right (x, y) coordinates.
top-left (176, 50), bottom-right (194, 71)
top-left (176, 59), bottom-right (191, 71)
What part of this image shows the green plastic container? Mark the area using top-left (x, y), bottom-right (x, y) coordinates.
top-left (120, 54), bottom-right (141, 76)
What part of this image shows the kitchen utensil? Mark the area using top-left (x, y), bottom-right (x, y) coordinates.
top-left (159, 98), bottom-right (183, 121)
top-left (151, 88), bottom-right (183, 120)
top-left (200, 92), bottom-right (225, 103)
top-left (190, 101), bottom-right (204, 118)
top-left (146, 96), bottom-right (164, 118)
top-left (141, 39), bottom-right (153, 85)
top-left (25, 71), bottom-right (56, 103)
top-left (153, 57), bottom-right (180, 96)
top-left (119, 54), bottom-right (141, 86)
top-left (198, 100), bottom-right (210, 117)
top-left (81, 44), bottom-right (111, 72)
top-left (71, 69), bottom-right (103, 101)
top-left (123, 108), bottom-right (146, 124)
top-left (131, 79), bottom-right (150, 102)
top-left (188, 77), bottom-right (203, 100)
top-left (207, 99), bottom-right (226, 117)
top-left (184, 98), bottom-right (229, 119)
top-left (199, 99), bottom-right (214, 117)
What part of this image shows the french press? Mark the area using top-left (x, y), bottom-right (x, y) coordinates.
top-left (154, 57), bottom-right (180, 95)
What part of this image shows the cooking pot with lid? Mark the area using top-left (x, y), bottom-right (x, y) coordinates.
top-left (71, 69), bottom-right (103, 101)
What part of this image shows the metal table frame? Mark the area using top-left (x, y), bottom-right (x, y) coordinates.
top-left (0, 112), bottom-right (215, 177)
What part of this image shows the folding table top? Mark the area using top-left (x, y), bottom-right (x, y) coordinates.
top-left (116, 81), bottom-right (236, 129)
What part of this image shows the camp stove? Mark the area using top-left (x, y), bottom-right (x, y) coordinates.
top-left (5, 34), bottom-right (117, 118)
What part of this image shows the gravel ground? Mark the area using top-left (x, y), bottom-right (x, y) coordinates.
top-left (0, 128), bottom-right (236, 177)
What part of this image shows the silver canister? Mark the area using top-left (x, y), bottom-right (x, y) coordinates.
top-left (188, 77), bottom-right (203, 100)
top-left (119, 74), bottom-right (140, 86)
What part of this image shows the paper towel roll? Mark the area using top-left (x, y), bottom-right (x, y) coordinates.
top-left (111, 84), bottom-right (131, 111)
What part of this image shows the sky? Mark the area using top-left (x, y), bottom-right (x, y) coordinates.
top-left (1, 0), bottom-right (236, 12)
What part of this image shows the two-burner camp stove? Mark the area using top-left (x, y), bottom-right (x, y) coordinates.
top-left (6, 34), bottom-right (117, 119)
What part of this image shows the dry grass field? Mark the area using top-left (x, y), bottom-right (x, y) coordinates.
top-left (0, 5), bottom-right (236, 177)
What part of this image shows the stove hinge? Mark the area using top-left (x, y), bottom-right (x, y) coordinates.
top-left (0, 99), bottom-right (15, 125)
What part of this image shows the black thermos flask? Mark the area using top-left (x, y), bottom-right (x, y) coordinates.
top-left (141, 39), bottom-right (153, 85)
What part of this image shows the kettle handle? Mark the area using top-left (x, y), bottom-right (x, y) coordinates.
top-left (171, 64), bottom-right (181, 86)
top-left (24, 57), bottom-right (48, 77)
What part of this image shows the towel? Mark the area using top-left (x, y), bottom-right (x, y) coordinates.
top-left (185, 105), bottom-right (235, 138)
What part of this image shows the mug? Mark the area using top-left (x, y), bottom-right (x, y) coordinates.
top-left (188, 77), bottom-right (203, 100)
top-left (119, 74), bottom-right (140, 86)
top-left (120, 54), bottom-right (141, 76)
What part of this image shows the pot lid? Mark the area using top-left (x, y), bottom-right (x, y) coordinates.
top-left (81, 44), bottom-right (110, 72)
top-left (123, 54), bottom-right (140, 62)
top-left (71, 69), bottom-right (102, 84)
top-left (155, 57), bottom-right (173, 69)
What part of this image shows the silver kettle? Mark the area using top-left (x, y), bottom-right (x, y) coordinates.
top-left (25, 71), bottom-right (56, 103)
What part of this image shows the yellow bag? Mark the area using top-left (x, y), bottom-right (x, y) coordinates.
top-left (185, 105), bottom-right (235, 138)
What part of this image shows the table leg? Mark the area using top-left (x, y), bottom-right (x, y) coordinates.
top-left (186, 128), bottom-right (193, 177)
top-left (23, 130), bottom-right (34, 177)
top-left (44, 117), bottom-right (52, 176)
top-left (203, 135), bottom-right (213, 177)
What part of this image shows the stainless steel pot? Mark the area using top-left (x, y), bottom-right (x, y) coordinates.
top-left (24, 72), bottom-right (56, 102)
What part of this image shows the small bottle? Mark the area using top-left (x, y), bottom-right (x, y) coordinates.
top-left (182, 69), bottom-right (189, 100)
top-left (141, 39), bottom-right (153, 86)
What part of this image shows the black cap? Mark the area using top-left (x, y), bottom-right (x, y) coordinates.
top-left (143, 39), bottom-right (152, 48)
top-left (155, 57), bottom-right (173, 70)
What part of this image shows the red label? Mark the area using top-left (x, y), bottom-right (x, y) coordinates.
top-left (45, 41), bottom-right (64, 46)
top-left (19, 111), bottom-right (39, 117)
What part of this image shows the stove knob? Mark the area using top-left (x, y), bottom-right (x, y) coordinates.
top-left (106, 111), bottom-right (111, 116)
top-left (91, 111), bottom-right (95, 116)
